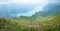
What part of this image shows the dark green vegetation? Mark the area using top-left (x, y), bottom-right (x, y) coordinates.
top-left (0, 14), bottom-right (60, 31)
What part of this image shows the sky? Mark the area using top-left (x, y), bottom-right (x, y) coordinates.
top-left (0, 0), bottom-right (60, 17)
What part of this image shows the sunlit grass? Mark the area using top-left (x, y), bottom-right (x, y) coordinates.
top-left (0, 15), bottom-right (60, 31)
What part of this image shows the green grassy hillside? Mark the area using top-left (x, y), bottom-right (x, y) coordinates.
top-left (0, 15), bottom-right (60, 31)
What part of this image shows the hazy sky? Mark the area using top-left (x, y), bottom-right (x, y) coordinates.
top-left (0, 0), bottom-right (60, 17)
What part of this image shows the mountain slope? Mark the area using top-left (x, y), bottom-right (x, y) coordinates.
top-left (39, 3), bottom-right (60, 16)
top-left (0, 14), bottom-right (60, 31)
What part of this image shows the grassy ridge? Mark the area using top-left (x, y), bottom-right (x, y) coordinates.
top-left (0, 15), bottom-right (60, 31)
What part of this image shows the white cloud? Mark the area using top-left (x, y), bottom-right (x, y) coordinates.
top-left (0, 0), bottom-right (22, 5)
top-left (23, 0), bottom-right (48, 4)
top-left (8, 0), bottom-right (22, 4)
top-left (17, 4), bottom-right (47, 17)
top-left (0, 0), bottom-right (48, 5)
top-left (48, 0), bottom-right (60, 3)
top-left (0, 0), bottom-right (49, 17)
top-left (9, 0), bottom-right (48, 17)
top-left (0, 2), bottom-right (8, 5)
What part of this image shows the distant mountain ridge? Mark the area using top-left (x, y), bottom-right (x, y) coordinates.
top-left (38, 3), bottom-right (60, 16)
top-left (0, 3), bottom-right (60, 18)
